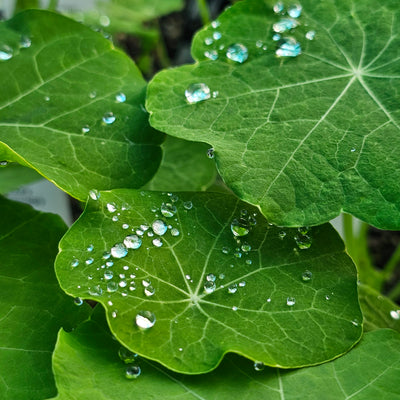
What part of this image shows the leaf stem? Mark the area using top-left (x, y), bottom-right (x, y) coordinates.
top-left (383, 241), bottom-right (400, 280)
top-left (48, 0), bottom-right (59, 11)
top-left (196, 0), bottom-right (211, 26)
top-left (343, 213), bottom-right (355, 258)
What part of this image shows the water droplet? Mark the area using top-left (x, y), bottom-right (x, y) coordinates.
top-left (211, 20), bottom-right (220, 29)
top-left (161, 202), bottom-right (177, 218)
top-left (204, 37), bottom-right (214, 45)
top-left (88, 285), bottom-right (103, 296)
top-left (107, 281), bottom-right (118, 292)
top-left (254, 361), bottom-right (265, 371)
top-left (144, 285), bottom-right (155, 296)
top-left (183, 201), bottom-right (193, 210)
top-left (272, 33), bottom-right (281, 41)
top-left (325, 295), bottom-right (331, 301)
top-left (111, 310), bottom-right (118, 318)
top-left (234, 251), bottom-right (242, 258)
top-left (107, 202), bottom-right (117, 213)
top-left (152, 219), bottom-right (167, 235)
top-left (102, 251), bottom-right (111, 260)
top-left (118, 347), bottom-right (138, 364)
top-left (278, 231), bottom-right (286, 239)
top-left (276, 37), bottom-right (301, 57)
top-left (239, 281), bottom-right (246, 287)
top-left (204, 281), bottom-right (216, 294)
top-left (286, 297), bottom-right (296, 306)
top-left (170, 228), bottom-right (180, 236)
top-left (86, 244), bottom-right (94, 252)
top-left (80, 124), bottom-right (90, 134)
top-left (273, 18), bottom-right (299, 33)
top-left (0, 161), bottom-right (8, 166)
top-left (185, 83), bottom-right (211, 104)
top-left (294, 234), bottom-right (312, 249)
top-left (85, 258), bottom-right (94, 265)
top-left (390, 310), bottom-right (400, 320)
top-left (245, 259), bottom-right (252, 265)
top-left (102, 112), bottom-right (116, 124)
top-left (111, 243), bottom-right (128, 258)
top-left (112, 215), bottom-right (119, 222)
top-left (232, 306), bottom-right (238, 311)
top-left (273, 1), bottom-right (284, 13)
top-left (306, 30), bottom-right (316, 40)
top-left (125, 364), bottom-right (141, 379)
top-left (301, 270), bottom-right (312, 281)
top-left (206, 273), bottom-right (216, 282)
top-left (256, 40), bottom-right (263, 48)
top-left (88, 189), bottom-right (99, 200)
top-left (287, 4), bottom-right (302, 18)
top-left (119, 273), bottom-right (126, 279)
top-left (226, 43), bottom-right (248, 63)
top-left (119, 280), bottom-right (127, 288)
top-left (106, 260), bottom-right (114, 267)
top-left (241, 243), bottom-right (251, 252)
top-left (124, 235), bottom-right (142, 250)
top-left (213, 32), bottom-right (222, 40)
top-left (104, 270), bottom-right (113, 280)
top-left (115, 92), bottom-right (126, 103)
top-left (122, 223), bottom-right (129, 230)
top-left (20, 35), bottom-right (31, 48)
top-left (74, 297), bottom-right (83, 306)
top-left (219, 273), bottom-right (225, 280)
top-left (228, 284), bottom-right (238, 294)
top-left (207, 148), bottom-right (215, 159)
top-left (71, 258), bottom-right (79, 268)
top-left (152, 238), bottom-right (163, 247)
top-left (212, 91), bottom-right (219, 98)
top-left (231, 218), bottom-right (250, 237)
top-left (298, 226), bottom-right (310, 235)
top-left (351, 147), bottom-right (356, 152)
top-left (99, 15), bottom-right (110, 27)
top-left (222, 246), bottom-right (230, 254)
top-left (44, 96), bottom-right (50, 102)
top-left (135, 310), bottom-right (156, 329)
top-left (0, 45), bottom-right (13, 61)
top-left (266, 298), bottom-right (272, 303)
top-left (351, 319), bottom-right (359, 327)
top-left (205, 50), bottom-right (218, 60)
top-left (142, 279), bottom-right (151, 287)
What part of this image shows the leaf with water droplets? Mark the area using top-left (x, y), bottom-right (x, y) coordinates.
top-left (0, 196), bottom-right (90, 400)
top-left (51, 313), bottom-right (400, 400)
top-left (0, 10), bottom-right (163, 201)
top-left (55, 189), bottom-right (361, 373)
top-left (147, 0), bottom-right (400, 229)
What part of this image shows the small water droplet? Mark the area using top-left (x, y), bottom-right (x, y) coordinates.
top-left (118, 347), bottom-right (138, 364)
top-left (287, 4), bottom-right (302, 18)
top-left (74, 297), bottom-right (83, 306)
top-left (245, 259), bottom-right (252, 265)
top-left (231, 218), bottom-right (250, 237)
top-left (212, 91), bottom-right (219, 98)
top-left (152, 238), bottom-right (163, 247)
top-left (219, 273), bottom-right (225, 280)
top-left (325, 295), bottom-right (331, 301)
top-left (124, 235), bottom-right (142, 250)
top-left (183, 201), bottom-right (193, 210)
top-left (306, 30), bottom-right (316, 40)
top-left (206, 273), bottom-right (216, 282)
top-left (0, 161), bottom-right (8, 166)
top-left (204, 281), bottom-right (216, 294)
top-left (241, 243), bottom-right (251, 252)
top-left (107, 281), bottom-right (118, 292)
top-left (170, 228), bottom-right (180, 236)
top-left (390, 310), bottom-right (400, 320)
top-left (102, 112), bottom-right (116, 124)
top-left (256, 40), bottom-right (263, 48)
top-left (115, 92), bottom-right (126, 103)
top-left (226, 43), bottom-right (248, 63)
top-left (135, 310), bottom-right (156, 329)
top-left (104, 270), bottom-right (113, 280)
top-left (88, 189), bottom-right (100, 200)
top-left (272, 33), bottom-right (281, 41)
top-left (213, 32), bottom-right (222, 40)
top-left (144, 285), bottom-right (155, 296)
top-left (0, 45), bottom-right (13, 61)
top-left (276, 37), bottom-right (301, 57)
top-left (302, 270), bottom-right (312, 282)
top-left (44, 96), bottom-right (50, 102)
top-left (106, 260), bottom-right (114, 267)
top-left (161, 202), bottom-right (177, 217)
top-left (112, 215), bottom-right (119, 222)
top-left (234, 250), bottom-right (242, 258)
top-left (207, 148), bottom-right (215, 159)
top-left (185, 83), bottom-right (211, 104)
top-left (152, 219), bottom-right (167, 235)
top-left (294, 234), bottom-right (312, 249)
top-left (254, 361), bottom-right (265, 371)
top-left (20, 35), bottom-right (32, 48)
top-left (232, 306), bottom-right (238, 311)
top-left (106, 202), bottom-right (117, 213)
top-left (122, 223), bottom-right (129, 230)
top-left (267, 298), bottom-right (272, 303)
top-left (111, 310), bottom-right (118, 318)
top-left (119, 280), bottom-right (127, 288)
top-left (351, 147), bottom-right (356, 152)
top-left (286, 297), bottom-right (296, 306)
top-left (85, 258), bottom-right (94, 265)
top-left (89, 91), bottom-right (97, 99)
top-left (273, 18), bottom-right (299, 33)
top-left (239, 281), bottom-right (246, 287)
top-left (273, 1), bottom-right (284, 13)
top-left (205, 50), bottom-right (218, 60)
top-left (88, 285), bottom-right (103, 296)
top-left (81, 124), bottom-right (90, 134)
top-left (110, 243), bottom-right (128, 258)
top-left (278, 231), bottom-right (286, 239)
top-left (228, 284), bottom-right (238, 294)
top-left (351, 319), bottom-right (359, 327)
top-left (86, 244), bottom-right (94, 252)
top-left (222, 246), bottom-right (230, 254)
top-left (211, 20), bottom-right (220, 29)
top-left (71, 258), bottom-right (79, 267)
top-left (125, 364), bottom-right (141, 379)
top-left (99, 15), bottom-right (110, 27)
top-left (204, 37), bottom-right (214, 45)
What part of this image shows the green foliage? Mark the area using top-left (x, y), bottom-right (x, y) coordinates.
top-left (147, 0), bottom-right (400, 230)
top-left (1, 0), bottom-right (400, 398)
top-left (0, 196), bottom-right (91, 400)
top-left (51, 311), bottom-right (400, 400)
top-left (0, 10), bottom-right (163, 201)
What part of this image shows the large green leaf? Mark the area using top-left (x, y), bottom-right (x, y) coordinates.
top-left (147, 0), bottom-right (400, 230)
top-left (144, 136), bottom-right (217, 191)
top-left (51, 313), bottom-right (400, 400)
top-left (0, 163), bottom-right (41, 194)
top-left (0, 196), bottom-right (91, 400)
top-left (0, 10), bottom-right (163, 201)
top-left (358, 283), bottom-right (400, 333)
top-left (55, 189), bottom-right (361, 373)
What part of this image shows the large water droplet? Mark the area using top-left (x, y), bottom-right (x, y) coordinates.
top-left (301, 270), bottom-right (312, 282)
top-left (185, 83), bottom-right (211, 104)
top-left (205, 50), bottom-right (218, 60)
top-left (115, 92), bottom-right (126, 103)
top-left (287, 4), bottom-right (302, 18)
top-left (88, 285), bottom-right (103, 296)
top-left (231, 218), bottom-right (250, 237)
top-left (152, 238), bottom-right (163, 247)
top-left (118, 347), bottom-right (138, 364)
top-left (89, 189), bottom-right (99, 200)
top-left (183, 201), bottom-right (193, 210)
top-left (74, 297), bottom-right (83, 306)
top-left (107, 202), bottom-right (117, 213)
top-left (125, 364), bottom-right (141, 379)
top-left (204, 281), bottom-right (216, 294)
top-left (273, 18), bottom-right (299, 33)
top-left (286, 297), bottom-right (296, 306)
top-left (102, 112), bottom-right (116, 124)
top-left (144, 285), bottom-right (155, 297)
top-left (111, 243), bottom-right (128, 258)
top-left (0, 45), bottom-right (13, 61)
top-left (161, 202), bottom-right (177, 218)
top-left (135, 310), bottom-right (156, 329)
top-left (276, 37), bottom-right (301, 57)
top-left (104, 270), bottom-right (113, 280)
top-left (152, 219), bottom-right (167, 236)
top-left (107, 281), bottom-right (118, 292)
top-left (124, 235), bottom-right (142, 250)
top-left (226, 43), bottom-right (248, 63)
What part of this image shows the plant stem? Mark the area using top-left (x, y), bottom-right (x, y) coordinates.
top-left (13, 0), bottom-right (39, 14)
top-left (196, 0), bottom-right (211, 26)
top-left (48, 0), bottom-right (59, 11)
top-left (343, 213), bottom-right (355, 258)
top-left (383, 242), bottom-right (400, 280)
top-left (388, 280), bottom-right (400, 301)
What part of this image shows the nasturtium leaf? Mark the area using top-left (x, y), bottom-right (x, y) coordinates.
top-left (55, 189), bottom-right (362, 373)
top-left (358, 283), bottom-right (400, 333)
top-left (0, 163), bottom-right (41, 194)
top-left (0, 10), bottom-right (163, 201)
top-left (0, 196), bottom-right (91, 400)
top-left (51, 313), bottom-right (400, 400)
top-left (147, 0), bottom-right (400, 230)
top-left (143, 136), bottom-right (217, 191)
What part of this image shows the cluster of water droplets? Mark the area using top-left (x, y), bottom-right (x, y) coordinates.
top-left (118, 346), bottom-right (142, 380)
top-left (0, 34), bottom-right (32, 62)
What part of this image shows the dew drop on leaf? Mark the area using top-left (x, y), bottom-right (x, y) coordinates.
top-left (226, 43), bottom-right (248, 63)
top-left (102, 112), bottom-right (116, 124)
top-left (115, 92), bottom-right (126, 103)
top-left (272, 33), bottom-right (281, 41)
top-left (185, 83), bottom-right (211, 104)
top-left (144, 285), bottom-right (155, 297)
top-left (286, 297), bottom-right (296, 306)
top-left (106, 202), bottom-right (117, 213)
top-left (213, 31), bottom-right (222, 40)
top-left (73, 297), bottom-right (83, 306)
top-left (183, 201), bottom-right (193, 210)
top-left (273, 1), bottom-right (284, 13)
top-left (161, 202), bottom-right (177, 217)
top-left (19, 35), bottom-right (31, 48)
top-left (276, 37), bottom-right (301, 57)
top-left (89, 189), bottom-right (99, 200)
top-left (152, 238), bottom-right (163, 247)
top-left (88, 285), bottom-right (103, 296)
top-left (206, 273), bottom-right (216, 282)
top-left (287, 4), bottom-right (302, 18)
top-left (295, 234), bottom-right (312, 249)
top-left (231, 218), bottom-right (250, 237)
top-left (110, 243), bottom-right (128, 258)
top-left (301, 270), bottom-right (312, 281)
top-left (0, 45), bottom-right (13, 61)
top-left (273, 18), bottom-right (299, 33)
top-left (228, 284), bottom-right (238, 294)
top-left (142, 279), bottom-right (151, 287)
top-left (85, 257), bottom-right (94, 265)
top-left (104, 270), bottom-right (113, 280)
top-left (118, 347), bottom-right (138, 364)
top-left (170, 228), bottom-right (180, 236)
top-left (390, 310), bottom-right (400, 320)
top-left (204, 281), bottom-right (216, 294)
top-left (135, 311), bottom-right (156, 329)
top-left (305, 30), bottom-right (316, 40)
top-left (207, 148), bottom-right (215, 159)
top-left (254, 361), bottom-right (265, 371)
top-left (81, 125), bottom-right (90, 134)
top-left (124, 235), bottom-right (142, 249)
top-left (71, 258), bottom-right (79, 267)
top-left (205, 50), bottom-right (218, 60)
top-left (152, 219), bottom-right (167, 235)
top-left (125, 364), bottom-right (141, 379)
top-left (107, 281), bottom-right (118, 293)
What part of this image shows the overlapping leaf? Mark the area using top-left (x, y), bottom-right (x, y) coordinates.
top-left (50, 311), bottom-right (400, 400)
top-left (147, 0), bottom-right (400, 229)
top-left (0, 163), bottom-right (41, 194)
top-left (0, 10), bottom-right (163, 201)
top-left (0, 196), bottom-right (91, 400)
top-left (55, 189), bottom-right (361, 373)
